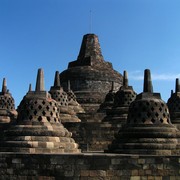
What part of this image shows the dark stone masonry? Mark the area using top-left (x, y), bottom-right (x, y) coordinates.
top-left (0, 34), bottom-right (180, 179)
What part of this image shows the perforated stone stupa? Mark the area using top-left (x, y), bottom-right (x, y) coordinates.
top-left (97, 81), bottom-right (116, 112)
top-left (107, 69), bottom-right (180, 155)
top-left (49, 71), bottom-right (81, 123)
top-left (0, 78), bottom-right (17, 125)
top-left (103, 70), bottom-right (137, 124)
top-left (0, 69), bottom-right (80, 153)
top-left (60, 34), bottom-right (123, 113)
top-left (66, 80), bottom-right (85, 114)
top-left (167, 78), bottom-right (180, 127)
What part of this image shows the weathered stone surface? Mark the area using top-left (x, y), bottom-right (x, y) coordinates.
top-left (0, 153), bottom-right (179, 179)
top-left (81, 71), bottom-right (137, 151)
top-left (107, 69), bottom-right (180, 155)
top-left (0, 78), bottom-right (17, 128)
top-left (60, 34), bottom-right (122, 113)
top-left (49, 71), bottom-right (81, 123)
top-left (0, 69), bottom-right (80, 153)
top-left (167, 78), bottom-right (180, 126)
top-left (103, 70), bottom-right (137, 124)
top-left (66, 80), bottom-right (85, 114)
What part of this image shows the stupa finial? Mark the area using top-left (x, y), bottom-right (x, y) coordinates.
top-left (111, 81), bottom-right (114, 91)
top-left (143, 69), bottom-right (153, 93)
top-left (28, 84), bottom-right (32, 92)
top-left (171, 89), bottom-right (173, 96)
top-left (54, 71), bottom-right (60, 87)
top-left (68, 80), bottom-right (71, 92)
top-left (123, 71), bottom-right (128, 87)
top-left (2, 78), bottom-right (7, 93)
top-left (175, 78), bottom-right (180, 93)
top-left (35, 68), bottom-right (45, 91)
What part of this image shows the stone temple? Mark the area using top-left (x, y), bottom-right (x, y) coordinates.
top-left (0, 34), bottom-right (180, 179)
top-left (60, 34), bottom-right (123, 113)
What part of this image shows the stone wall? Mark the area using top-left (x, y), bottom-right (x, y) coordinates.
top-left (0, 153), bottom-right (179, 179)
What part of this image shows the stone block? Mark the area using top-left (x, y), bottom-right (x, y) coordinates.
top-left (131, 170), bottom-right (139, 176)
top-left (80, 170), bottom-right (89, 176)
top-left (138, 158), bottom-right (145, 164)
top-left (111, 158), bottom-right (121, 165)
top-left (12, 158), bottom-right (21, 164)
top-left (130, 176), bottom-right (140, 180)
top-left (89, 170), bottom-right (106, 177)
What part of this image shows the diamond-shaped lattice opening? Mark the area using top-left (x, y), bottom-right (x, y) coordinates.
top-left (38, 105), bottom-right (42, 110)
top-left (34, 101), bottom-right (38, 104)
top-left (50, 112), bottom-right (53, 116)
top-left (154, 102), bottom-right (158, 106)
top-left (42, 101), bottom-right (46, 105)
top-left (151, 118), bottom-right (156, 123)
top-left (46, 106), bottom-right (50, 111)
top-left (50, 102), bottom-right (52, 105)
top-left (42, 111), bottom-right (46, 116)
top-left (160, 118), bottom-right (164, 123)
top-left (60, 102), bottom-right (63, 106)
top-left (155, 112), bottom-right (159, 117)
top-left (34, 110), bottom-right (37, 115)
top-left (151, 107), bottom-right (154, 111)
top-left (47, 117), bottom-right (51, 122)
top-left (38, 116), bottom-right (42, 121)
top-left (54, 118), bottom-right (57, 122)
top-left (163, 113), bottom-right (166, 117)
top-left (159, 107), bottom-right (162, 112)
top-left (29, 115), bottom-right (33, 120)
top-left (58, 92), bottom-right (60, 95)
top-left (161, 103), bottom-right (164, 107)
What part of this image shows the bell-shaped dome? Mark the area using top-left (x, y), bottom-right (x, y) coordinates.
top-left (0, 69), bottom-right (81, 153)
top-left (114, 71), bottom-right (136, 107)
top-left (107, 69), bottom-right (180, 155)
top-left (0, 78), bottom-right (17, 124)
top-left (97, 81), bottom-right (116, 112)
top-left (49, 71), bottom-right (81, 123)
top-left (103, 71), bottom-right (136, 124)
top-left (49, 71), bottom-right (68, 107)
top-left (167, 78), bottom-right (180, 124)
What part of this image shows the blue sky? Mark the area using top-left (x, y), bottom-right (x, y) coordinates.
top-left (0, 0), bottom-right (180, 107)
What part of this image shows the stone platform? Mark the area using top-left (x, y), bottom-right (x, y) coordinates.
top-left (0, 153), bottom-right (179, 179)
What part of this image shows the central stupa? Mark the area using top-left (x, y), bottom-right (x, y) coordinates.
top-left (60, 34), bottom-right (122, 112)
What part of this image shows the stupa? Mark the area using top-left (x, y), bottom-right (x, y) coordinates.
top-left (0, 78), bottom-right (17, 126)
top-left (107, 69), bottom-right (180, 155)
top-left (66, 80), bottom-right (85, 114)
top-left (60, 34), bottom-right (122, 113)
top-left (167, 78), bottom-right (180, 128)
top-left (0, 69), bottom-right (80, 153)
top-left (49, 71), bottom-right (81, 123)
top-left (97, 81), bottom-right (116, 112)
top-left (103, 70), bottom-right (137, 124)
